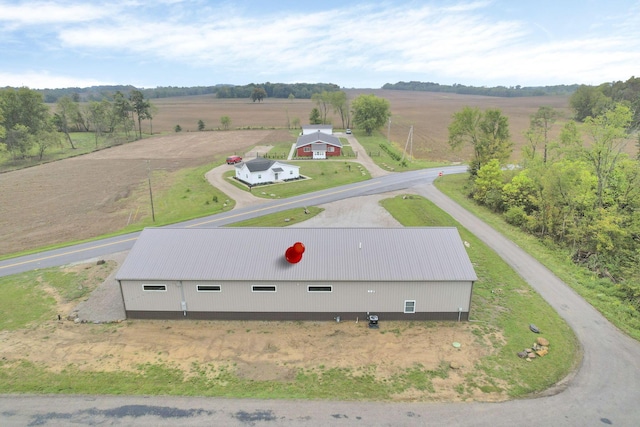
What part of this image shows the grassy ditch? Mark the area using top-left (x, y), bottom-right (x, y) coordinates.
top-left (227, 206), bottom-right (323, 227)
top-left (352, 130), bottom-right (449, 171)
top-left (435, 173), bottom-right (640, 342)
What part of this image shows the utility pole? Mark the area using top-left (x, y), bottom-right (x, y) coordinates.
top-left (387, 117), bottom-right (391, 143)
top-left (401, 125), bottom-right (413, 163)
top-left (146, 160), bottom-right (155, 222)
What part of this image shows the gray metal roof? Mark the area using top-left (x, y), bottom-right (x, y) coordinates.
top-left (296, 131), bottom-right (342, 148)
top-left (302, 125), bottom-right (332, 131)
top-left (116, 228), bottom-right (477, 282)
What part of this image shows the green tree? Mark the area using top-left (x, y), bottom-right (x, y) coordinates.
top-left (582, 104), bottom-right (633, 208)
top-left (309, 108), bottom-right (322, 125)
top-left (220, 116), bottom-right (231, 130)
top-left (329, 91), bottom-right (349, 129)
top-left (53, 96), bottom-right (79, 149)
top-left (85, 100), bottom-right (110, 147)
top-left (292, 117), bottom-right (300, 129)
top-left (112, 91), bottom-right (133, 139)
top-left (0, 104), bottom-right (5, 147)
top-left (198, 119), bottom-right (205, 131)
top-left (569, 85), bottom-right (609, 122)
top-left (129, 90), bottom-right (152, 139)
top-left (312, 91), bottom-right (332, 124)
top-left (174, 124), bottom-right (182, 132)
top-left (448, 106), bottom-right (512, 175)
top-left (524, 106), bottom-right (558, 163)
top-left (472, 159), bottom-right (504, 210)
top-left (5, 124), bottom-right (32, 159)
top-left (0, 87), bottom-right (49, 135)
top-left (34, 127), bottom-right (62, 160)
top-left (351, 94), bottom-right (391, 136)
top-left (251, 87), bottom-right (267, 102)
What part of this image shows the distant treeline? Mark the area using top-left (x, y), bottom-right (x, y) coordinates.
top-left (31, 82), bottom-right (341, 103)
top-left (382, 81), bottom-right (579, 97)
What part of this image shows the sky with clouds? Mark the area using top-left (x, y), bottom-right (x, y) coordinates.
top-left (1, 0), bottom-right (639, 89)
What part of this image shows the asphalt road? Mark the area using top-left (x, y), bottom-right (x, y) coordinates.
top-left (1, 167), bottom-right (640, 426)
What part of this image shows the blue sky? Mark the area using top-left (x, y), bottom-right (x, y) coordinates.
top-left (1, 0), bottom-right (639, 89)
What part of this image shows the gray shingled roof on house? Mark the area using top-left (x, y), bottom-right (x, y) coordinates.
top-left (295, 131), bottom-right (342, 148)
top-left (116, 227), bottom-right (477, 282)
top-left (241, 158), bottom-right (274, 172)
top-left (239, 158), bottom-right (296, 173)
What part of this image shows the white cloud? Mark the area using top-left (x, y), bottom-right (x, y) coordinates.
top-left (0, 1), bottom-right (115, 25)
top-left (2, 0), bottom-right (640, 88)
top-left (0, 70), bottom-right (113, 89)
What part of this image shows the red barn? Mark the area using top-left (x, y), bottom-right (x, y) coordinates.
top-left (295, 131), bottom-right (343, 159)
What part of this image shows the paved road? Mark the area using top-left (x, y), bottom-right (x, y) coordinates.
top-left (1, 171), bottom-right (640, 426)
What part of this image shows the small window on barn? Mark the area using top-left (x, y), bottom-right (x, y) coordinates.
top-left (308, 285), bottom-right (332, 292)
top-left (258, 174), bottom-right (261, 179)
top-left (404, 300), bottom-right (416, 313)
top-left (304, 146), bottom-right (311, 152)
top-left (290, 170), bottom-right (293, 175)
top-left (197, 285), bottom-right (221, 292)
top-left (252, 285), bottom-right (276, 292)
top-left (143, 284), bottom-right (167, 292)
top-left (328, 146), bottom-right (334, 152)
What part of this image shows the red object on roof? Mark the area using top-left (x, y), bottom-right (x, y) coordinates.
top-left (285, 242), bottom-right (305, 263)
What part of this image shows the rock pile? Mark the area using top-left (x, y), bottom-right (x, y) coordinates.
top-left (517, 337), bottom-right (550, 361)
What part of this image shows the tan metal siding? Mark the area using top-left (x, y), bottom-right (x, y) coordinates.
top-left (121, 280), bottom-right (183, 311)
top-left (181, 280), bottom-right (472, 313)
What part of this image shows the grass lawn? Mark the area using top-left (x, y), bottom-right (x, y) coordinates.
top-left (227, 206), bottom-right (323, 227)
top-left (224, 159), bottom-right (371, 199)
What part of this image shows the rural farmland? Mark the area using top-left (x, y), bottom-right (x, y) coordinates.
top-left (0, 90), bottom-right (573, 257)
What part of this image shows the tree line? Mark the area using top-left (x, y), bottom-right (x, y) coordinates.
top-left (569, 76), bottom-right (640, 129)
top-left (448, 102), bottom-right (640, 315)
top-left (0, 87), bottom-right (153, 161)
top-left (216, 82), bottom-right (341, 100)
top-left (383, 81), bottom-right (579, 97)
top-left (24, 82), bottom-right (343, 104)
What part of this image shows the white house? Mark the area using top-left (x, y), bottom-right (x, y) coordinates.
top-left (302, 125), bottom-right (333, 135)
top-left (235, 157), bottom-right (300, 186)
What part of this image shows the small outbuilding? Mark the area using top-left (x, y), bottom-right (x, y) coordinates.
top-left (234, 158), bottom-right (300, 186)
top-left (115, 227), bottom-right (477, 321)
top-left (295, 131), bottom-right (342, 159)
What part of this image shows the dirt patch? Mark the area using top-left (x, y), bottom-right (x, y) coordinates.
top-left (0, 312), bottom-right (503, 401)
